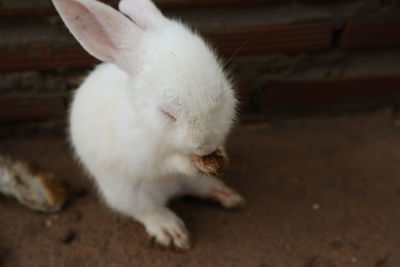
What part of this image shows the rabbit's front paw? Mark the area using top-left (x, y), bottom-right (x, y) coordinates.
top-left (143, 208), bottom-right (191, 251)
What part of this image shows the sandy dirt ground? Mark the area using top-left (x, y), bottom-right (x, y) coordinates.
top-left (1, 108), bottom-right (400, 267)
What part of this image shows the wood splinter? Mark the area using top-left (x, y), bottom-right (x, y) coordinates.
top-left (0, 155), bottom-right (68, 213)
top-left (192, 148), bottom-right (229, 176)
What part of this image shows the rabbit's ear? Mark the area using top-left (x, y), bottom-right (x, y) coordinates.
top-left (52, 0), bottom-right (142, 73)
top-left (119, 0), bottom-right (165, 29)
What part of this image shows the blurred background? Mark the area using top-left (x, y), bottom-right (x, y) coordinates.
top-left (1, 0), bottom-right (400, 127)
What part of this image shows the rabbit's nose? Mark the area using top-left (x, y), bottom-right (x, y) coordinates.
top-left (195, 144), bottom-right (213, 156)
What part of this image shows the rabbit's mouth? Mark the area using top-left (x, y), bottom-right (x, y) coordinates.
top-left (193, 145), bottom-right (214, 156)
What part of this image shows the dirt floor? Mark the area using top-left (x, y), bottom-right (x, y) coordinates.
top-left (1, 108), bottom-right (400, 267)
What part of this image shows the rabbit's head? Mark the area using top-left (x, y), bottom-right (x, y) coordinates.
top-left (53, 0), bottom-right (237, 156)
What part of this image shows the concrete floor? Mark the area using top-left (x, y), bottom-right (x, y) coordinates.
top-left (1, 108), bottom-right (400, 267)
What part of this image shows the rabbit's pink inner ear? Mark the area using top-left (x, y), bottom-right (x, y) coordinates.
top-left (118, 0), bottom-right (165, 29)
top-left (52, 0), bottom-right (141, 73)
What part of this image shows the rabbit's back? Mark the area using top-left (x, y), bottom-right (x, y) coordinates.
top-left (69, 64), bottom-right (150, 177)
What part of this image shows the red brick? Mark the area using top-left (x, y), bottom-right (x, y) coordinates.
top-left (0, 97), bottom-right (65, 122)
top-left (0, 46), bottom-right (98, 72)
top-left (0, 0), bottom-right (286, 16)
top-left (341, 20), bottom-right (400, 49)
top-left (261, 75), bottom-right (400, 110)
top-left (208, 23), bottom-right (332, 57)
top-left (0, 22), bottom-right (332, 72)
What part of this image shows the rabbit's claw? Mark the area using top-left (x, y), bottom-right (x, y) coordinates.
top-left (144, 209), bottom-right (191, 251)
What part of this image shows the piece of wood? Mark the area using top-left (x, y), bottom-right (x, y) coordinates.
top-left (192, 148), bottom-right (229, 176)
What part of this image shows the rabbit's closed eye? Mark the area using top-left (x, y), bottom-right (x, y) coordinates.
top-left (161, 109), bottom-right (176, 121)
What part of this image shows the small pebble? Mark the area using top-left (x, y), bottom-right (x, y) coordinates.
top-left (45, 219), bottom-right (53, 228)
top-left (350, 257), bottom-right (358, 263)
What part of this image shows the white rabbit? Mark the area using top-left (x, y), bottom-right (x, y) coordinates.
top-left (52, 0), bottom-right (245, 249)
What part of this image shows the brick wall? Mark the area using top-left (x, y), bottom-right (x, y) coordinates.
top-left (1, 0), bottom-right (400, 124)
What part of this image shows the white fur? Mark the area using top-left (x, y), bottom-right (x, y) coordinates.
top-left (53, 0), bottom-right (243, 249)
